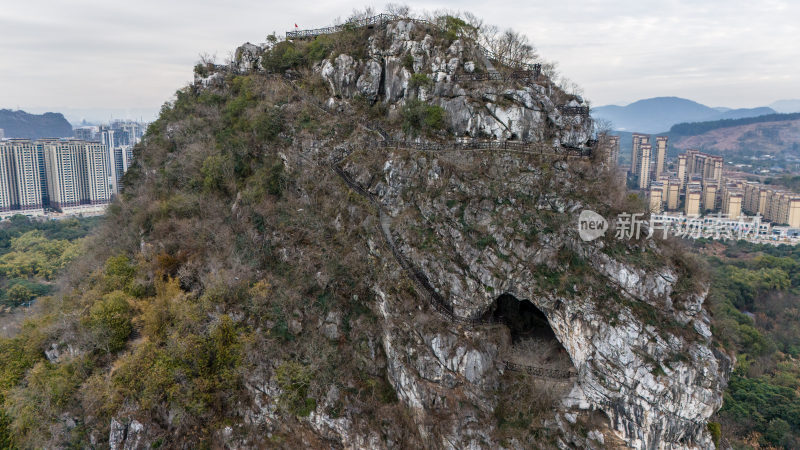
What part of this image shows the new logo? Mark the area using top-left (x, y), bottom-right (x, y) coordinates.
top-left (578, 210), bottom-right (608, 241)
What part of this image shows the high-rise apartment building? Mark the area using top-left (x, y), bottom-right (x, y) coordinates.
top-left (112, 145), bottom-right (134, 191)
top-left (98, 127), bottom-right (118, 193)
top-left (710, 157), bottom-right (723, 186)
top-left (605, 135), bottom-right (620, 166)
top-left (722, 190), bottom-right (743, 219)
top-left (677, 155), bottom-right (687, 193)
top-left (649, 183), bottom-right (664, 213)
top-left (84, 142), bottom-right (112, 204)
top-left (684, 150), bottom-right (723, 186)
top-left (789, 199), bottom-right (800, 228)
top-left (741, 182), bottom-right (800, 226)
top-left (685, 189), bottom-right (701, 217)
top-left (654, 136), bottom-right (667, 178)
top-left (0, 140), bottom-right (44, 214)
top-left (667, 180), bottom-right (680, 210)
top-left (11, 140), bottom-right (42, 211)
top-left (630, 133), bottom-right (649, 178)
top-left (43, 140), bottom-right (87, 209)
top-left (638, 143), bottom-right (652, 189)
top-left (0, 144), bottom-right (17, 212)
top-left (73, 127), bottom-right (96, 141)
top-left (703, 182), bottom-right (718, 212)
top-left (0, 125), bottom-right (141, 218)
top-left (98, 122), bottom-right (142, 194)
top-left (42, 140), bottom-right (111, 210)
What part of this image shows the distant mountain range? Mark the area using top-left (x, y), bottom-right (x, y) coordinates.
top-left (769, 99), bottom-right (800, 114)
top-left (612, 112), bottom-right (800, 164)
top-left (0, 109), bottom-right (73, 139)
top-left (592, 97), bottom-right (800, 134)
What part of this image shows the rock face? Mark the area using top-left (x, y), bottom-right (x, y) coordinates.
top-left (233, 42), bottom-right (264, 74)
top-left (231, 19), bottom-right (592, 147)
top-left (337, 145), bottom-right (730, 449)
top-left (119, 18), bottom-right (728, 450)
top-left (109, 418), bottom-right (148, 450)
top-left (311, 19), bottom-right (593, 146)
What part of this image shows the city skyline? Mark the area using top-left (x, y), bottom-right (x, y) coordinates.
top-left (2, 0), bottom-right (799, 122)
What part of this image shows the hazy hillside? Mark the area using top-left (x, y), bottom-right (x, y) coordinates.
top-left (593, 97), bottom-right (775, 133)
top-left (770, 99), bottom-right (800, 114)
top-left (0, 109), bottom-right (73, 139)
top-left (611, 113), bottom-right (800, 164)
top-left (670, 116), bottom-right (800, 156)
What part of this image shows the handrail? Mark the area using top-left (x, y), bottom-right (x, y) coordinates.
top-left (375, 139), bottom-right (593, 157)
top-left (276, 75), bottom-right (592, 156)
top-left (503, 361), bottom-right (577, 379)
top-left (480, 47), bottom-right (541, 73)
top-left (452, 69), bottom-right (541, 82)
top-left (286, 14), bottom-right (399, 39)
top-left (558, 105), bottom-right (590, 116)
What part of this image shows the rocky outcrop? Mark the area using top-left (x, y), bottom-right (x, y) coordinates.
top-left (188, 16), bottom-right (727, 450)
top-left (109, 418), bottom-right (148, 450)
top-left (233, 42), bottom-right (264, 74)
top-left (343, 147), bottom-right (730, 449)
top-left (313, 19), bottom-right (592, 146)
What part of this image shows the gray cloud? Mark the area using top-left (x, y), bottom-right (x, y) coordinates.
top-left (2, 0), bottom-right (798, 121)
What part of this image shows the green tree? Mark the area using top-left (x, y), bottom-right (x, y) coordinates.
top-left (275, 361), bottom-right (316, 417)
top-left (85, 291), bottom-right (133, 353)
top-left (6, 284), bottom-right (33, 307)
top-left (103, 255), bottom-right (136, 292)
top-left (765, 418), bottom-right (791, 447)
top-left (401, 99), bottom-right (446, 135)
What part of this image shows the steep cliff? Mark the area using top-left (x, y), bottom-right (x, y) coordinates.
top-left (0, 13), bottom-right (729, 450)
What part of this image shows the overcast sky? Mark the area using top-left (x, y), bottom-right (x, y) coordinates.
top-left (2, 0), bottom-right (798, 122)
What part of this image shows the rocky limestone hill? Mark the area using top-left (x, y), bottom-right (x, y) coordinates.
top-left (671, 117), bottom-right (800, 156)
top-left (0, 14), bottom-right (729, 449)
top-left (0, 109), bottom-right (73, 139)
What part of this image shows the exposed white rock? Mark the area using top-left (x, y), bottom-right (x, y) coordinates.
top-left (45, 342), bottom-right (81, 363)
top-left (368, 148), bottom-right (730, 448)
top-left (109, 418), bottom-right (147, 450)
top-left (233, 42), bottom-right (264, 73)
top-left (200, 17), bottom-right (730, 450)
top-left (315, 19), bottom-right (592, 144)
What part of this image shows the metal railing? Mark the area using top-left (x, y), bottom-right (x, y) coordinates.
top-left (452, 69), bottom-right (541, 83)
top-left (272, 74), bottom-right (594, 157)
top-left (503, 361), bottom-right (577, 379)
top-left (481, 48), bottom-right (541, 74)
top-left (286, 13), bottom-right (399, 39)
top-left (374, 139), bottom-right (593, 157)
top-left (558, 105), bottom-right (590, 116)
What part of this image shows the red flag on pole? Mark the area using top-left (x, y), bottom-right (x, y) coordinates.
top-left (295, 23), bottom-right (298, 28)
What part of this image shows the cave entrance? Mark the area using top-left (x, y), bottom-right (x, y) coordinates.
top-left (487, 293), bottom-right (575, 376)
top-left (490, 293), bottom-right (556, 343)
top-left (490, 294), bottom-right (579, 438)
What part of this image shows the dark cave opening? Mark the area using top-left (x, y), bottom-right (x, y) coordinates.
top-left (490, 293), bottom-right (557, 343)
top-left (486, 293), bottom-right (576, 376)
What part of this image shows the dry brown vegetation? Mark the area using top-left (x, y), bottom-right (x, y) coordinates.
top-left (0, 11), bottom-right (705, 448)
